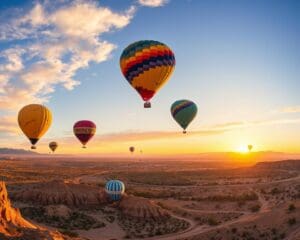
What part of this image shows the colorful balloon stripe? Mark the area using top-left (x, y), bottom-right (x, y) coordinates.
top-left (120, 40), bottom-right (175, 105)
top-left (171, 101), bottom-right (194, 117)
top-left (171, 100), bottom-right (198, 132)
top-left (124, 55), bottom-right (175, 83)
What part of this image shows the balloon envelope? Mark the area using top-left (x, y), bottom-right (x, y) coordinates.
top-left (248, 145), bottom-right (253, 151)
top-left (129, 146), bottom-right (135, 153)
top-left (105, 180), bottom-right (125, 201)
top-left (171, 100), bottom-right (197, 133)
top-left (18, 104), bottom-right (52, 149)
top-left (49, 141), bottom-right (58, 152)
top-left (120, 40), bottom-right (175, 107)
top-left (73, 120), bottom-right (96, 148)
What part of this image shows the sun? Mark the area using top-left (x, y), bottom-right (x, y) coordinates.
top-left (236, 145), bottom-right (249, 154)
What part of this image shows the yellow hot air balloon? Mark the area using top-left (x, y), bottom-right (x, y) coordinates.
top-left (18, 104), bottom-right (52, 149)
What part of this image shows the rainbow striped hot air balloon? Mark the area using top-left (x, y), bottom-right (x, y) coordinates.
top-left (120, 40), bottom-right (175, 108)
top-left (73, 120), bottom-right (96, 148)
top-left (105, 180), bottom-right (125, 201)
top-left (171, 100), bottom-right (198, 134)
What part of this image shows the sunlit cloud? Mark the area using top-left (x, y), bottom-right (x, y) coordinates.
top-left (279, 106), bottom-right (300, 113)
top-left (0, 1), bottom-right (134, 111)
top-left (51, 117), bottom-right (300, 146)
top-left (0, 116), bottom-right (20, 135)
top-left (138, 0), bottom-right (169, 7)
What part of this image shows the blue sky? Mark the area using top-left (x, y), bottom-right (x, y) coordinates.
top-left (0, 0), bottom-right (299, 154)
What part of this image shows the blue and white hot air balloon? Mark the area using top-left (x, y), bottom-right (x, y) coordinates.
top-left (105, 180), bottom-right (125, 201)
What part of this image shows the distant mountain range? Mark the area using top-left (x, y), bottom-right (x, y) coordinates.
top-left (254, 159), bottom-right (300, 171)
top-left (0, 148), bottom-right (38, 155)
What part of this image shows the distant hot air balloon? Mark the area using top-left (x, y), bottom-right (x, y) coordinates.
top-left (49, 141), bottom-right (58, 153)
top-left (171, 100), bottom-right (197, 134)
top-left (120, 40), bottom-right (176, 108)
top-left (73, 120), bottom-right (96, 148)
top-left (18, 104), bottom-right (52, 149)
top-left (248, 145), bottom-right (253, 152)
top-left (129, 146), bottom-right (135, 153)
top-left (105, 180), bottom-right (125, 201)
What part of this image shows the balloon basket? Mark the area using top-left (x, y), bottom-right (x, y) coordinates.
top-left (144, 102), bottom-right (151, 108)
top-left (82, 145), bottom-right (87, 149)
top-left (183, 130), bottom-right (187, 134)
top-left (31, 145), bottom-right (36, 150)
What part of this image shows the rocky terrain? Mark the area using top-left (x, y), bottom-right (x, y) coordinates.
top-left (11, 180), bottom-right (107, 208)
top-left (0, 181), bottom-right (80, 240)
top-left (254, 159), bottom-right (300, 171)
top-left (119, 195), bottom-right (169, 218)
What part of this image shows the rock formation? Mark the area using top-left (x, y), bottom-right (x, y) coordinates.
top-left (0, 181), bottom-right (81, 240)
top-left (12, 180), bottom-right (107, 208)
top-left (119, 195), bottom-right (169, 219)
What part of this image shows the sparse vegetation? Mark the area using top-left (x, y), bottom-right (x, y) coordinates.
top-left (21, 207), bottom-right (105, 231)
top-left (117, 214), bottom-right (190, 238)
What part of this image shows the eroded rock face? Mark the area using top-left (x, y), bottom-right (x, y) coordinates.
top-left (0, 181), bottom-right (36, 236)
top-left (0, 181), bottom-right (81, 240)
top-left (12, 180), bottom-right (107, 208)
top-left (119, 195), bottom-right (169, 219)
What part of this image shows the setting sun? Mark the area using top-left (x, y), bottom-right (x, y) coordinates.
top-left (236, 145), bottom-right (249, 154)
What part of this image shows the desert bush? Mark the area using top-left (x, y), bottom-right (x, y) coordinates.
top-left (288, 203), bottom-right (296, 212)
top-left (279, 232), bottom-right (286, 239)
top-left (207, 217), bottom-right (219, 226)
top-left (249, 204), bottom-right (261, 212)
top-left (271, 188), bottom-right (281, 195)
top-left (59, 230), bottom-right (78, 237)
top-left (288, 217), bottom-right (296, 225)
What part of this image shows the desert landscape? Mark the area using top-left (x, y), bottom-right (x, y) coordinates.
top-left (0, 153), bottom-right (298, 240)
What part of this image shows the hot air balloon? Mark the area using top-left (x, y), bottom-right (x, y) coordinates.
top-left (171, 100), bottom-right (197, 134)
top-left (18, 104), bottom-right (52, 149)
top-left (73, 120), bottom-right (96, 148)
top-left (248, 145), bottom-right (253, 152)
top-left (49, 141), bottom-right (58, 153)
top-left (105, 180), bottom-right (125, 201)
top-left (129, 146), bottom-right (135, 153)
top-left (120, 40), bottom-right (176, 108)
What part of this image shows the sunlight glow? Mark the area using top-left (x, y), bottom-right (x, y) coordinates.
top-left (236, 145), bottom-right (249, 154)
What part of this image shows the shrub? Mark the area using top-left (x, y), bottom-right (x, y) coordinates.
top-left (250, 204), bottom-right (261, 212)
top-left (288, 218), bottom-right (296, 225)
top-left (288, 204), bottom-right (296, 212)
top-left (207, 217), bottom-right (218, 226)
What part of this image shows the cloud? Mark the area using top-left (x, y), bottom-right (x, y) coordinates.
top-left (0, 116), bottom-right (19, 135)
top-left (89, 117), bottom-right (300, 143)
top-left (138, 0), bottom-right (169, 7)
top-left (279, 106), bottom-right (300, 113)
top-left (0, 1), bottom-right (134, 113)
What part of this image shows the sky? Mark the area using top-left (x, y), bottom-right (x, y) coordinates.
top-left (0, 0), bottom-right (299, 155)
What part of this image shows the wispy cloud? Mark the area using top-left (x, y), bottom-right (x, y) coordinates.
top-left (279, 106), bottom-right (300, 113)
top-left (56, 117), bottom-right (300, 145)
top-left (0, 116), bottom-right (20, 135)
top-left (138, 0), bottom-right (169, 7)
